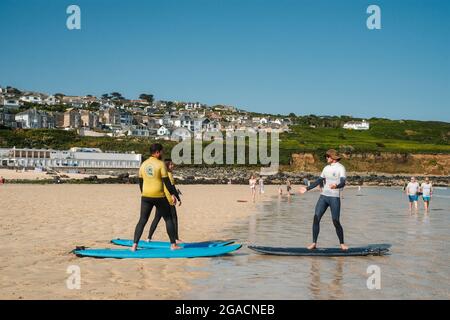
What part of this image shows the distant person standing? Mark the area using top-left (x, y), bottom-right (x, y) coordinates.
top-left (278, 185), bottom-right (283, 196)
top-left (249, 174), bottom-right (257, 202)
top-left (420, 177), bottom-right (433, 212)
top-left (259, 176), bottom-right (265, 194)
top-left (405, 177), bottom-right (420, 212)
top-left (0, 176), bottom-right (4, 184)
top-left (286, 179), bottom-right (292, 197)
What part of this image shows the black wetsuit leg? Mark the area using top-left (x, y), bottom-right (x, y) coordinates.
top-left (312, 195), bottom-right (329, 243)
top-left (157, 198), bottom-right (177, 244)
top-left (170, 206), bottom-right (179, 240)
top-left (148, 205), bottom-right (179, 241)
top-left (134, 197), bottom-right (155, 244)
top-left (147, 208), bottom-right (162, 240)
top-left (134, 197), bottom-right (176, 244)
top-left (329, 197), bottom-right (344, 244)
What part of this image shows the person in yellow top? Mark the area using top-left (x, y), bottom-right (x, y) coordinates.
top-left (132, 143), bottom-right (181, 251)
top-left (147, 159), bottom-right (182, 243)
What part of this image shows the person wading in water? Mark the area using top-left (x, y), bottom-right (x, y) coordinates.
top-left (299, 149), bottom-right (349, 251)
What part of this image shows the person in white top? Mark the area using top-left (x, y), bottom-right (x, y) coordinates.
top-left (405, 177), bottom-right (420, 212)
top-left (259, 177), bottom-right (265, 194)
top-left (420, 177), bottom-right (433, 212)
top-left (299, 149), bottom-right (348, 251)
top-left (249, 174), bottom-right (257, 203)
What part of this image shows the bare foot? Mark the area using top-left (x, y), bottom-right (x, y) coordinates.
top-left (171, 244), bottom-right (182, 250)
top-left (307, 243), bottom-right (317, 250)
top-left (340, 244), bottom-right (349, 251)
top-left (176, 239), bottom-right (184, 244)
top-left (131, 243), bottom-right (138, 252)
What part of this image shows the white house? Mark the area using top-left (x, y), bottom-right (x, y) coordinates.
top-left (205, 120), bottom-right (221, 132)
top-left (15, 109), bottom-right (54, 129)
top-left (180, 114), bottom-right (194, 131)
top-left (343, 120), bottom-right (370, 130)
top-left (170, 128), bottom-right (192, 141)
top-left (15, 109), bottom-right (40, 128)
top-left (149, 117), bottom-right (163, 126)
top-left (270, 118), bottom-right (282, 125)
top-left (44, 95), bottom-right (58, 105)
top-left (184, 102), bottom-right (202, 110)
top-left (172, 117), bottom-right (181, 128)
top-left (3, 98), bottom-right (21, 109)
top-left (20, 94), bottom-right (43, 104)
top-left (193, 117), bottom-right (210, 132)
top-left (128, 125), bottom-right (151, 137)
top-left (157, 125), bottom-right (169, 136)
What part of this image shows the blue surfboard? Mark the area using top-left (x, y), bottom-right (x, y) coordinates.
top-left (73, 244), bottom-right (242, 259)
top-left (111, 238), bottom-right (235, 249)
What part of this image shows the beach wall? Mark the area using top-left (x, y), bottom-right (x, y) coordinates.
top-left (291, 152), bottom-right (450, 175)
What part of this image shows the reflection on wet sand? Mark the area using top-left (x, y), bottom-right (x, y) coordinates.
top-left (309, 259), bottom-right (343, 299)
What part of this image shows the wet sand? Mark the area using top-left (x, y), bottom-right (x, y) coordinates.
top-left (0, 184), bottom-right (276, 299)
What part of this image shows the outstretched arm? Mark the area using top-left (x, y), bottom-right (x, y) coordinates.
top-left (306, 177), bottom-right (325, 191)
top-left (299, 177), bottom-right (324, 194)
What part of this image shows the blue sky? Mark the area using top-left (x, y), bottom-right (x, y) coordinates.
top-left (0, 0), bottom-right (449, 121)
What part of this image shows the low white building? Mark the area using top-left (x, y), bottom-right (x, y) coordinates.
top-left (0, 147), bottom-right (141, 169)
top-left (343, 120), bottom-right (370, 130)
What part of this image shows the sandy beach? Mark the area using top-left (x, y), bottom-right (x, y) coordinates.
top-left (0, 183), bottom-right (278, 299)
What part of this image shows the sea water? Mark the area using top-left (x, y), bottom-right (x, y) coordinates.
top-left (186, 187), bottom-right (450, 299)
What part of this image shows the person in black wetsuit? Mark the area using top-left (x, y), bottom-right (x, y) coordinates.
top-left (147, 159), bottom-right (182, 243)
top-left (299, 149), bottom-right (348, 251)
top-left (132, 143), bottom-right (181, 251)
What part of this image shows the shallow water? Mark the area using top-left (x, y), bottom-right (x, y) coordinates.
top-left (185, 187), bottom-right (450, 299)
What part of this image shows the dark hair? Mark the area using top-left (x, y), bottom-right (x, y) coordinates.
top-left (164, 158), bottom-right (173, 165)
top-left (150, 143), bottom-right (164, 154)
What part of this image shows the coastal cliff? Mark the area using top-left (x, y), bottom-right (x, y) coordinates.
top-left (291, 152), bottom-right (450, 176)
